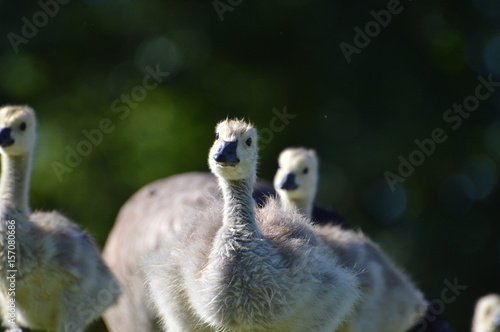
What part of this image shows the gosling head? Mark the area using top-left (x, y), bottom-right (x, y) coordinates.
top-left (473, 294), bottom-right (500, 332)
top-left (0, 105), bottom-right (37, 157)
top-left (274, 148), bottom-right (318, 203)
top-left (209, 119), bottom-right (259, 183)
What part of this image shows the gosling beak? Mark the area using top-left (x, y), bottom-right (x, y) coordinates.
top-left (0, 127), bottom-right (14, 147)
top-left (213, 140), bottom-right (239, 166)
top-left (279, 173), bottom-right (298, 190)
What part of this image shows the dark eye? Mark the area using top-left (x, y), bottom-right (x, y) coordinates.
top-left (245, 137), bottom-right (252, 146)
top-left (303, 167), bottom-right (309, 174)
top-left (20, 122), bottom-right (26, 131)
top-left (215, 132), bottom-right (219, 140)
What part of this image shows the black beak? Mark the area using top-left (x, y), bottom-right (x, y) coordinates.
top-left (213, 140), bottom-right (239, 165)
top-left (0, 127), bottom-right (14, 147)
top-left (279, 173), bottom-right (298, 190)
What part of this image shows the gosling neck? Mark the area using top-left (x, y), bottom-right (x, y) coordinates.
top-left (0, 151), bottom-right (32, 217)
top-left (218, 176), bottom-right (258, 236)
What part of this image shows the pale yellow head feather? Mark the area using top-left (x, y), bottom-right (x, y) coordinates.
top-left (208, 118), bottom-right (259, 183)
top-left (274, 147), bottom-right (319, 202)
top-left (0, 105), bottom-right (37, 156)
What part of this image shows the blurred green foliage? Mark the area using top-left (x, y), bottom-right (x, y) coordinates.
top-left (1, 0), bottom-right (499, 330)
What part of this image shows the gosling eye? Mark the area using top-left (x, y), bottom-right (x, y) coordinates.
top-left (215, 132), bottom-right (219, 140)
top-left (303, 167), bottom-right (309, 174)
top-left (20, 122), bottom-right (26, 131)
top-left (245, 137), bottom-right (252, 146)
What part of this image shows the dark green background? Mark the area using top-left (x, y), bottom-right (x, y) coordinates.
top-left (1, 0), bottom-right (499, 330)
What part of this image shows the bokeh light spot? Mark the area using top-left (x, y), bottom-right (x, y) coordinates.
top-left (0, 54), bottom-right (47, 97)
top-left (484, 121), bottom-right (500, 162)
top-left (438, 174), bottom-right (476, 217)
top-left (464, 154), bottom-right (498, 199)
top-left (363, 179), bottom-right (407, 225)
top-left (136, 36), bottom-right (183, 75)
top-left (483, 35), bottom-right (500, 76)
